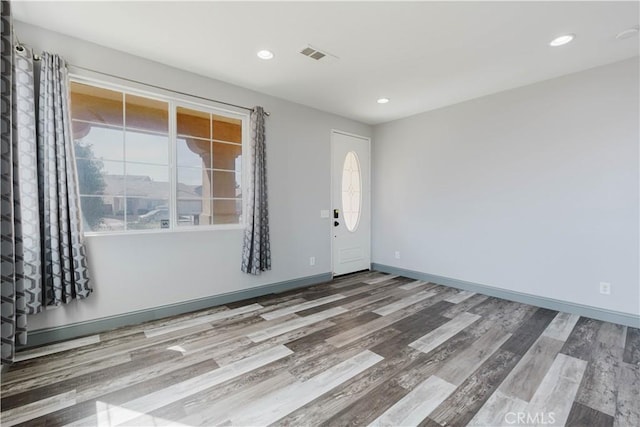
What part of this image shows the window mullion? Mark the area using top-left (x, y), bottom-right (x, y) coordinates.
top-left (122, 91), bottom-right (127, 231)
top-left (169, 100), bottom-right (178, 230)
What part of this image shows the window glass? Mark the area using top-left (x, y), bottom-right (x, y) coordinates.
top-left (125, 163), bottom-right (169, 198)
top-left (76, 156), bottom-right (125, 233)
top-left (177, 167), bottom-right (212, 198)
top-left (213, 115), bottom-right (242, 143)
top-left (177, 137), bottom-right (211, 168)
top-left (125, 94), bottom-right (168, 133)
top-left (125, 131), bottom-right (169, 165)
top-left (177, 107), bottom-right (210, 139)
top-left (76, 158), bottom-right (123, 197)
top-left (70, 82), bottom-right (123, 127)
top-left (212, 170), bottom-right (241, 198)
top-left (80, 196), bottom-right (125, 232)
top-left (70, 80), bottom-right (244, 233)
top-left (341, 151), bottom-right (362, 232)
top-left (126, 198), bottom-right (169, 230)
top-left (213, 142), bottom-right (242, 171)
top-left (177, 199), bottom-right (213, 227)
top-left (213, 199), bottom-right (242, 224)
top-left (73, 123), bottom-right (124, 162)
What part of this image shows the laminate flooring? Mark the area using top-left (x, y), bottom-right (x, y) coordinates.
top-left (1, 271), bottom-right (638, 426)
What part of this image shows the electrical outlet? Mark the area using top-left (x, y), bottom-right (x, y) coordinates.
top-left (309, 256), bottom-right (316, 266)
top-left (599, 282), bottom-right (611, 295)
top-left (394, 251), bottom-right (400, 259)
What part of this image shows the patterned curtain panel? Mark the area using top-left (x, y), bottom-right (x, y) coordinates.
top-left (241, 106), bottom-right (271, 275)
top-left (38, 52), bottom-right (91, 306)
top-left (1, 0), bottom-right (29, 365)
top-left (1, 2), bottom-right (91, 364)
top-left (12, 43), bottom-right (40, 314)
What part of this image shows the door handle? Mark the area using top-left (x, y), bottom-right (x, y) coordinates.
top-left (334, 221), bottom-right (340, 227)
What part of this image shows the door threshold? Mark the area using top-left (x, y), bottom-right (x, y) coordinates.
top-left (332, 269), bottom-right (371, 279)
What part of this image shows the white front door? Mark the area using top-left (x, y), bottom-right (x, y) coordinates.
top-left (331, 130), bottom-right (371, 276)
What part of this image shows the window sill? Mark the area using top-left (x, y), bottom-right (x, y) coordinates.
top-left (84, 223), bottom-right (245, 237)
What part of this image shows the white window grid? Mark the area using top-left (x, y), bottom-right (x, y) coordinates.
top-left (69, 74), bottom-right (250, 235)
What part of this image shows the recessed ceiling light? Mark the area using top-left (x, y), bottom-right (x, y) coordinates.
top-left (377, 98), bottom-right (390, 104)
top-left (549, 34), bottom-right (575, 47)
top-left (257, 50), bottom-right (274, 60)
top-left (616, 26), bottom-right (639, 40)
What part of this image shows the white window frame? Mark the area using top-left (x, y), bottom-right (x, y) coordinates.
top-left (69, 73), bottom-right (249, 236)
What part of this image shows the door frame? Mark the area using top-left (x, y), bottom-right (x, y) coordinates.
top-left (330, 129), bottom-right (372, 277)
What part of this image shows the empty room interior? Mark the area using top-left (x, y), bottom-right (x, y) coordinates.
top-left (1, 1), bottom-right (639, 426)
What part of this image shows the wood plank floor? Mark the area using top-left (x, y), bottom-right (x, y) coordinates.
top-left (1, 271), bottom-right (638, 426)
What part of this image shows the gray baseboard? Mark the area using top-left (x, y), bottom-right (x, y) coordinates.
top-left (24, 272), bottom-right (333, 349)
top-left (372, 263), bottom-right (640, 328)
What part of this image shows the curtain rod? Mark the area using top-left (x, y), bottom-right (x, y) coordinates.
top-left (68, 64), bottom-right (270, 116)
top-left (14, 44), bottom-right (269, 116)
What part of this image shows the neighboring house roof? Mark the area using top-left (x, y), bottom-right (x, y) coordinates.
top-left (104, 175), bottom-right (201, 199)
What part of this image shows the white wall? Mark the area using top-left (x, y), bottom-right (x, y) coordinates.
top-left (373, 58), bottom-right (639, 316)
top-left (16, 22), bottom-right (372, 330)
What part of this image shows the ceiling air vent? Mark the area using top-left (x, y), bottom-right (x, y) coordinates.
top-left (300, 45), bottom-right (336, 61)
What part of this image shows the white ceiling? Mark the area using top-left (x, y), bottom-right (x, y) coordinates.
top-left (13, 1), bottom-right (640, 125)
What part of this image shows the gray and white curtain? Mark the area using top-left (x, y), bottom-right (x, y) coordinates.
top-left (241, 106), bottom-right (271, 275)
top-left (1, 0), bottom-right (28, 366)
top-left (1, 1), bottom-right (91, 364)
top-left (38, 52), bottom-right (91, 305)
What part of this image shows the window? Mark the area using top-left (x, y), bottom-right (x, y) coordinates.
top-left (70, 80), bottom-right (245, 234)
